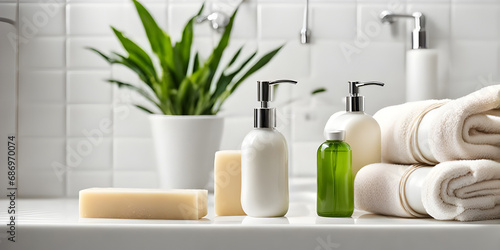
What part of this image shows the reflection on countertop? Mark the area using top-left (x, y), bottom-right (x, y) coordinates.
top-left (1, 178), bottom-right (498, 226)
top-left (1, 178), bottom-right (499, 250)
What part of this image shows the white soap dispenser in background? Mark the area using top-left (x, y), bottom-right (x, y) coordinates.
top-left (380, 11), bottom-right (438, 102)
top-left (324, 81), bottom-right (384, 177)
top-left (241, 79), bottom-right (297, 217)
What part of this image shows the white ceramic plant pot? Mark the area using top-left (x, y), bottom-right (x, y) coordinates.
top-left (149, 115), bottom-right (224, 189)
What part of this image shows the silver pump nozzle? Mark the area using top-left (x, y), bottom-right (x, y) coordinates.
top-left (255, 79), bottom-right (297, 128)
top-left (380, 10), bottom-right (427, 49)
top-left (346, 81), bottom-right (385, 112)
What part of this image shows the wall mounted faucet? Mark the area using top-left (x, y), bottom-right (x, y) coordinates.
top-left (196, 11), bottom-right (230, 33)
top-left (300, 0), bottom-right (311, 44)
top-left (380, 10), bottom-right (426, 49)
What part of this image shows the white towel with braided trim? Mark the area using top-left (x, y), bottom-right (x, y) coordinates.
top-left (373, 85), bottom-right (500, 165)
top-left (423, 160), bottom-right (500, 221)
top-left (355, 160), bottom-right (500, 221)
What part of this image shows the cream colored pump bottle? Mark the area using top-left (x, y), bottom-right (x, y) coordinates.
top-left (241, 79), bottom-right (297, 217)
top-left (324, 81), bottom-right (384, 177)
top-left (380, 11), bottom-right (438, 102)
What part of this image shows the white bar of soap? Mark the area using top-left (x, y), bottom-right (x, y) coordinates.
top-left (79, 188), bottom-right (207, 220)
top-left (214, 150), bottom-right (246, 216)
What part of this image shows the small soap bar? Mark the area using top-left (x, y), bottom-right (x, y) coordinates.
top-left (214, 150), bottom-right (246, 216)
top-left (79, 188), bottom-right (207, 220)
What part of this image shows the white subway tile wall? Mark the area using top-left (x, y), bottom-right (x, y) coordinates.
top-left (66, 169), bottom-right (112, 196)
top-left (1, 0), bottom-right (499, 197)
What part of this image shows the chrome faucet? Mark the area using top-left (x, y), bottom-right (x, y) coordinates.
top-left (380, 10), bottom-right (427, 49)
top-left (196, 11), bottom-right (230, 33)
top-left (300, 0), bottom-right (311, 44)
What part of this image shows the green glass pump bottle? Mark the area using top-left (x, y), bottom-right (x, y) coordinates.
top-left (317, 130), bottom-right (354, 217)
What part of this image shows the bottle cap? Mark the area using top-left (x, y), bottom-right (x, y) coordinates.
top-left (325, 130), bottom-right (345, 141)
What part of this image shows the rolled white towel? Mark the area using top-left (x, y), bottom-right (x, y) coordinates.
top-left (374, 85), bottom-right (500, 165)
top-left (355, 160), bottom-right (500, 221)
top-left (355, 163), bottom-right (431, 218)
top-left (423, 160), bottom-right (500, 221)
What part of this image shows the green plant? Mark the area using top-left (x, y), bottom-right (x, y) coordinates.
top-left (89, 0), bottom-right (283, 115)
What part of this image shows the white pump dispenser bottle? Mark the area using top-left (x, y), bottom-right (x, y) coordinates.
top-left (324, 81), bottom-right (384, 177)
top-left (241, 79), bottom-right (297, 217)
top-left (380, 11), bottom-right (438, 101)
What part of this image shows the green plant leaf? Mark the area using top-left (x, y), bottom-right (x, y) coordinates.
top-left (176, 20), bottom-right (193, 71)
top-left (88, 48), bottom-right (151, 88)
top-left (89, 1), bottom-right (284, 116)
top-left (111, 27), bottom-right (158, 82)
top-left (88, 47), bottom-right (165, 101)
top-left (311, 88), bottom-right (327, 95)
top-left (201, 8), bottom-right (238, 93)
top-left (107, 79), bottom-right (163, 112)
top-left (176, 78), bottom-right (194, 114)
top-left (87, 47), bottom-right (113, 63)
top-left (211, 51), bottom-right (257, 103)
top-left (211, 45), bottom-right (283, 113)
top-left (194, 92), bottom-right (212, 115)
top-left (133, 0), bottom-right (169, 58)
top-left (225, 46), bottom-right (244, 71)
top-left (110, 53), bottom-right (155, 88)
top-left (185, 62), bottom-right (211, 114)
top-left (132, 0), bottom-right (180, 86)
top-left (173, 3), bottom-right (203, 76)
top-left (192, 52), bottom-right (200, 74)
top-left (231, 45), bottom-right (284, 93)
top-left (134, 104), bottom-right (155, 114)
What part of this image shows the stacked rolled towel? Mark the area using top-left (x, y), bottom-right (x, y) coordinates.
top-left (373, 85), bottom-right (500, 165)
top-left (355, 160), bottom-right (500, 221)
top-left (355, 85), bottom-right (500, 221)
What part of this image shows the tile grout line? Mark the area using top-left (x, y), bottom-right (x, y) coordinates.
top-left (15, 0), bottom-right (20, 197)
top-left (444, 1), bottom-right (452, 99)
top-left (64, 0), bottom-right (69, 197)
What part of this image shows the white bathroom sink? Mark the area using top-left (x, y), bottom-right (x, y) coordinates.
top-left (1, 178), bottom-right (499, 250)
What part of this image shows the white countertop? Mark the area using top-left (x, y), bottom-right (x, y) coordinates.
top-left (1, 179), bottom-right (500, 250)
